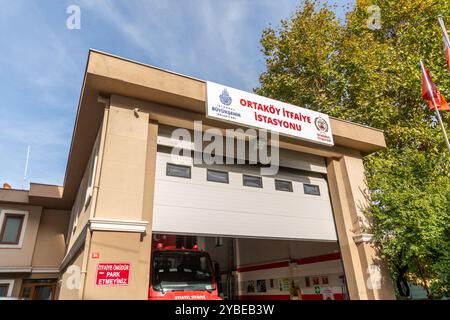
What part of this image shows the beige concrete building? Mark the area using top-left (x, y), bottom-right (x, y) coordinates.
top-left (0, 50), bottom-right (396, 300)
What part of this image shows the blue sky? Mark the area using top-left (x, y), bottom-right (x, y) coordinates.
top-left (0, 0), bottom-right (353, 189)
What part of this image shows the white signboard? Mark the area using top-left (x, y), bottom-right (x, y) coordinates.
top-left (206, 81), bottom-right (334, 146)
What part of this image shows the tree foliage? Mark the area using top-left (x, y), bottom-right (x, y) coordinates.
top-left (257, 0), bottom-right (450, 298)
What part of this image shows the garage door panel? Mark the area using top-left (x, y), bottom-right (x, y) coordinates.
top-left (154, 179), bottom-right (334, 220)
top-left (153, 151), bottom-right (337, 241)
top-left (152, 205), bottom-right (337, 241)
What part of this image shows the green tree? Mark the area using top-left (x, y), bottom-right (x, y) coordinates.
top-left (257, 0), bottom-right (450, 298)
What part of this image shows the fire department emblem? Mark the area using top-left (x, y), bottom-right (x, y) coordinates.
top-left (219, 88), bottom-right (232, 106)
top-left (314, 117), bottom-right (329, 132)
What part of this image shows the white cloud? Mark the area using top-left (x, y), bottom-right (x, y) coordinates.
top-left (77, 0), bottom-right (298, 90)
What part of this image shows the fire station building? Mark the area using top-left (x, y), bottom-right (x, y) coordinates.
top-left (0, 50), bottom-right (396, 300)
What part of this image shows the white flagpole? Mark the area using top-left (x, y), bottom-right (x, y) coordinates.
top-left (22, 145), bottom-right (30, 190)
top-left (438, 16), bottom-right (450, 48)
top-left (420, 61), bottom-right (450, 153)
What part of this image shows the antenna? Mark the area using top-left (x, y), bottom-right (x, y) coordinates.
top-left (22, 145), bottom-right (30, 190)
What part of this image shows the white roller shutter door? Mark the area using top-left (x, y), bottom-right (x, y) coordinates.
top-left (152, 148), bottom-right (337, 241)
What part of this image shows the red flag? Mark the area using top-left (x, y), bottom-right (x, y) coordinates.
top-left (421, 63), bottom-right (450, 111)
top-left (429, 91), bottom-right (450, 111)
top-left (438, 16), bottom-right (450, 71)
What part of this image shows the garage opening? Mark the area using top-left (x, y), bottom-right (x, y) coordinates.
top-left (149, 233), bottom-right (348, 300)
top-left (149, 126), bottom-right (348, 300)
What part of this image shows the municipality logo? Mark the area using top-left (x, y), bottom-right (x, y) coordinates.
top-left (219, 88), bottom-right (232, 106)
top-left (314, 117), bottom-right (329, 132)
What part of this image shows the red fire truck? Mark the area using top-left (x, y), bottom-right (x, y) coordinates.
top-left (148, 236), bottom-right (221, 300)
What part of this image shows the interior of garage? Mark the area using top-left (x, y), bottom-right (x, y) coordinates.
top-left (151, 233), bottom-right (348, 300)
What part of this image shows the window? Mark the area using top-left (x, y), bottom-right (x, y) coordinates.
top-left (0, 214), bottom-right (24, 244)
top-left (166, 163), bottom-right (191, 178)
top-left (0, 209), bottom-right (28, 248)
top-left (207, 169), bottom-right (229, 184)
top-left (152, 251), bottom-right (214, 292)
top-left (243, 175), bottom-right (263, 188)
top-left (0, 280), bottom-right (14, 297)
top-left (303, 184), bottom-right (320, 196)
top-left (275, 179), bottom-right (293, 192)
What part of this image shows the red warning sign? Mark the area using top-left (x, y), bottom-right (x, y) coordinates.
top-left (96, 263), bottom-right (130, 286)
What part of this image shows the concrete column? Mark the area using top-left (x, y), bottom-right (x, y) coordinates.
top-left (326, 154), bottom-right (395, 300)
top-left (81, 95), bottom-right (158, 299)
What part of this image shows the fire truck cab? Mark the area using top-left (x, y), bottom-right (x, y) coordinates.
top-left (148, 236), bottom-right (221, 300)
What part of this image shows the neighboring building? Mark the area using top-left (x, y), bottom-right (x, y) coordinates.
top-left (0, 185), bottom-right (69, 299)
top-left (0, 50), bottom-right (396, 300)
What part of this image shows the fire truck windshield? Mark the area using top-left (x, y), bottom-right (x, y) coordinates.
top-left (152, 251), bottom-right (215, 292)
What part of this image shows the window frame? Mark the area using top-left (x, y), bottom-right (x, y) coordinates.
top-left (303, 183), bottom-right (321, 196)
top-left (207, 169), bottom-right (229, 184)
top-left (274, 179), bottom-right (293, 192)
top-left (242, 175), bottom-right (263, 188)
top-left (0, 214), bottom-right (24, 244)
top-left (0, 209), bottom-right (29, 248)
top-left (166, 163), bottom-right (192, 179)
top-left (0, 280), bottom-right (14, 297)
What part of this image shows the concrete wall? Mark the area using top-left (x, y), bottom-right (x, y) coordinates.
top-left (0, 204), bottom-right (42, 267)
top-left (75, 96), bottom-right (157, 300)
top-left (31, 209), bottom-right (70, 268)
top-left (57, 248), bottom-right (85, 300)
top-left (82, 231), bottom-right (149, 299)
top-left (327, 154), bottom-right (396, 300)
top-left (204, 237), bottom-right (234, 274)
top-left (94, 103), bottom-right (149, 221)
